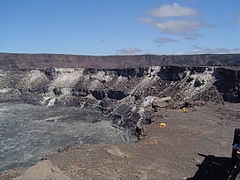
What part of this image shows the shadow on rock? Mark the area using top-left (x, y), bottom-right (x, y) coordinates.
top-left (187, 154), bottom-right (231, 180)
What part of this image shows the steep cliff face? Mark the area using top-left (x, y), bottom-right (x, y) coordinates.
top-left (0, 66), bottom-right (239, 104)
top-left (0, 66), bottom-right (239, 133)
top-left (213, 68), bottom-right (240, 102)
top-left (0, 53), bottom-right (239, 69)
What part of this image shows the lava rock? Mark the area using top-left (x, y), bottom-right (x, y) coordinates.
top-left (83, 68), bottom-right (97, 75)
top-left (107, 90), bottom-right (128, 100)
top-left (213, 68), bottom-right (240, 103)
top-left (71, 88), bottom-right (89, 97)
top-left (186, 77), bottom-right (194, 83)
top-left (53, 87), bottom-right (63, 96)
top-left (72, 91), bottom-right (87, 97)
top-left (113, 104), bottom-right (131, 117)
top-left (190, 67), bottom-right (206, 74)
top-left (100, 80), bottom-right (106, 83)
top-left (90, 90), bottom-right (105, 100)
top-left (140, 117), bottom-right (152, 125)
top-left (45, 68), bottom-right (57, 80)
top-left (115, 68), bottom-right (146, 78)
top-left (157, 66), bottom-right (186, 81)
top-left (27, 88), bottom-right (48, 93)
top-left (194, 79), bottom-right (203, 87)
top-left (111, 114), bottom-right (122, 124)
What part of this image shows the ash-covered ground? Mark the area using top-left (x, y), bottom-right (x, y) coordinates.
top-left (0, 103), bottom-right (136, 171)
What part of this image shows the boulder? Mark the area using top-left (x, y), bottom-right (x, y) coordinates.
top-left (152, 96), bottom-right (172, 109)
top-left (45, 68), bottom-right (57, 80)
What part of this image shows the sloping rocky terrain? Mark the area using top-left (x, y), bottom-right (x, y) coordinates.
top-left (0, 66), bottom-right (239, 131)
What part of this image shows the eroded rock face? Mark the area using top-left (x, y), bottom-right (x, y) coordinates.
top-left (0, 53), bottom-right (239, 69)
top-left (214, 68), bottom-right (240, 102)
top-left (114, 68), bottom-right (146, 78)
top-left (0, 66), bottom-right (239, 138)
top-left (157, 66), bottom-right (186, 81)
top-left (0, 66), bottom-right (238, 108)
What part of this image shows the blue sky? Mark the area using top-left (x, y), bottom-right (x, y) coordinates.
top-left (0, 0), bottom-right (240, 55)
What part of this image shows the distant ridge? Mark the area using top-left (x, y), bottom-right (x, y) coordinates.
top-left (0, 53), bottom-right (239, 69)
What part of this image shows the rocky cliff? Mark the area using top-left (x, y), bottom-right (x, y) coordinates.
top-left (0, 53), bottom-right (240, 69)
top-left (0, 66), bottom-right (239, 134)
top-left (0, 53), bottom-right (239, 134)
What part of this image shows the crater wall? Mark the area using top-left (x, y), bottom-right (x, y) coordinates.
top-left (0, 53), bottom-right (240, 69)
top-left (0, 66), bottom-right (239, 133)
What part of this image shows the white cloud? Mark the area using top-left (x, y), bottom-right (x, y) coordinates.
top-left (117, 48), bottom-right (144, 55)
top-left (139, 18), bottom-right (210, 39)
top-left (152, 20), bottom-right (208, 34)
top-left (190, 48), bottom-right (240, 54)
top-left (148, 3), bottom-right (198, 18)
top-left (237, 18), bottom-right (240, 23)
top-left (154, 37), bottom-right (177, 43)
top-left (139, 3), bottom-right (211, 40)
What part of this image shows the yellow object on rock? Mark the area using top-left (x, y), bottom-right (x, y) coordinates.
top-left (159, 123), bottom-right (167, 127)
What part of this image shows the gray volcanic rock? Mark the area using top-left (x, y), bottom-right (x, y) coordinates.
top-left (107, 90), bottom-right (128, 100)
top-left (0, 103), bottom-right (135, 171)
top-left (0, 66), bottom-right (239, 115)
top-left (213, 68), bottom-right (240, 102)
top-left (157, 66), bottom-right (186, 81)
top-left (53, 87), bottom-right (63, 96)
top-left (90, 90), bottom-right (106, 100)
top-left (45, 68), bottom-right (58, 80)
top-left (194, 79), bottom-right (203, 87)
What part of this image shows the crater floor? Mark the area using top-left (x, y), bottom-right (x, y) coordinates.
top-left (0, 103), bottom-right (136, 171)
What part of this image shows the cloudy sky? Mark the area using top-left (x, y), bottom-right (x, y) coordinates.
top-left (0, 0), bottom-right (240, 55)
